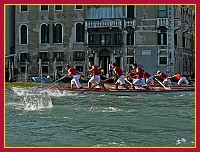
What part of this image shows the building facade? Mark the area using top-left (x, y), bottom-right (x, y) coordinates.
top-left (5, 5), bottom-right (195, 80)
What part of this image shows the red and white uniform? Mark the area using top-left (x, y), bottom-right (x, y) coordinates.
top-left (135, 67), bottom-right (144, 79)
top-left (143, 71), bottom-right (154, 85)
top-left (68, 68), bottom-right (82, 88)
top-left (159, 72), bottom-right (167, 79)
top-left (113, 67), bottom-right (125, 85)
top-left (89, 65), bottom-right (100, 84)
top-left (158, 72), bottom-right (171, 85)
top-left (68, 68), bottom-right (79, 77)
top-left (174, 74), bottom-right (189, 86)
top-left (133, 67), bottom-right (147, 87)
top-left (129, 72), bottom-right (136, 79)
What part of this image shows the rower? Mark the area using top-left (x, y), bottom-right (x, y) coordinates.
top-left (111, 63), bottom-right (129, 90)
top-left (169, 73), bottom-right (189, 86)
top-left (65, 65), bottom-right (82, 89)
top-left (88, 61), bottom-right (106, 90)
top-left (131, 64), bottom-right (149, 90)
top-left (143, 71), bottom-right (154, 86)
top-left (155, 71), bottom-right (172, 86)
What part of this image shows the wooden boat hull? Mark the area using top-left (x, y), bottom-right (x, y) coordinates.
top-left (36, 85), bottom-right (195, 95)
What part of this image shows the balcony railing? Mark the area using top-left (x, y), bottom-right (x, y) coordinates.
top-left (125, 19), bottom-right (136, 28)
top-left (85, 18), bottom-right (136, 29)
top-left (157, 18), bottom-right (168, 27)
top-left (88, 41), bottom-right (123, 46)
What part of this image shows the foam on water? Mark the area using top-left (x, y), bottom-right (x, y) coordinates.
top-left (48, 89), bottom-right (79, 97)
top-left (94, 141), bottom-right (126, 147)
top-left (11, 87), bottom-right (30, 96)
top-left (20, 93), bottom-right (53, 111)
top-left (10, 87), bottom-right (80, 111)
top-left (10, 87), bottom-right (53, 111)
top-left (89, 106), bottom-right (122, 113)
top-left (176, 137), bottom-right (187, 145)
top-left (11, 87), bottom-right (78, 97)
top-left (6, 85), bottom-right (195, 147)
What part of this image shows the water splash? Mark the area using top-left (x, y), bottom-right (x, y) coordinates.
top-left (21, 92), bottom-right (53, 111)
top-left (11, 87), bottom-right (29, 96)
top-left (10, 87), bottom-right (53, 111)
top-left (176, 137), bottom-right (187, 145)
top-left (10, 87), bottom-right (79, 111)
top-left (43, 89), bottom-right (79, 97)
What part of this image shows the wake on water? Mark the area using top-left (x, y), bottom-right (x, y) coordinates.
top-left (8, 86), bottom-right (193, 111)
top-left (9, 87), bottom-right (79, 111)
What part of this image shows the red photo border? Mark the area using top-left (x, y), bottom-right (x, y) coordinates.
top-left (1, 0), bottom-right (198, 152)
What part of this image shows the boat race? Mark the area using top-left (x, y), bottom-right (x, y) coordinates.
top-left (5, 5), bottom-right (195, 147)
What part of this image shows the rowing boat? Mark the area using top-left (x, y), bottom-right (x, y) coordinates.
top-left (103, 83), bottom-right (194, 89)
top-left (36, 84), bottom-right (195, 95)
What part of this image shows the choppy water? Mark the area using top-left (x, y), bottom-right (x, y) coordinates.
top-left (5, 86), bottom-right (195, 147)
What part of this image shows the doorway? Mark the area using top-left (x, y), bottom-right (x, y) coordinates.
top-left (99, 49), bottom-right (110, 76)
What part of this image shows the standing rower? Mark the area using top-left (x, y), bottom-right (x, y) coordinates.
top-left (65, 65), bottom-right (82, 89)
top-left (143, 71), bottom-right (154, 85)
top-left (111, 63), bottom-right (129, 90)
top-left (132, 64), bottom-right (148, 89)
top-left (170, 73), bottom-right (189, 86)
top-left (156, 71), bottom-right (172, 86)
top-left (88, 61), bottom-right (106, 90)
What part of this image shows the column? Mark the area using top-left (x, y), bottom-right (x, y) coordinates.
top-left (122, 30), bottom-right (127, 72)
top-left (94, 52), bottom-right (97, 65)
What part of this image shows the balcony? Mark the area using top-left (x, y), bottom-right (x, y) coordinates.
top-left (85, 19), bottom-right (122, 29)
top-left (157, 18), bottom-right (168, 27)
top-left (85, 18), bottom-right (136, 29)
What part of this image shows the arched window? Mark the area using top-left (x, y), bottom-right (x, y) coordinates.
top-left (20, 25), bottom-right (27, 44)
top-left (53, 23), bottom-right (62, 43)
top-left (41, 24), bottom-right (49, 43)
top-left (76, 23), bottom-right (84, 42)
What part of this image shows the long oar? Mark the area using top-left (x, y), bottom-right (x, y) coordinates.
top-left (124, 77), bottom-right (133, 88)
top-left (154, 77), bottom-right (170, 90)
top-left (80, 76), bottom-right (87, 81)
top-left (103, 76), bottom-right (114, 83)
top-left (48, 75), bottom-right (67, 87)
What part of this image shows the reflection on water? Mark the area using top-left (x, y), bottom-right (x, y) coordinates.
top-left (5, 86), bottom-right (195, 147)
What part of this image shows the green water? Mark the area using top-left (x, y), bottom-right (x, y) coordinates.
top-left (5, 86), bottom-right (195, 147)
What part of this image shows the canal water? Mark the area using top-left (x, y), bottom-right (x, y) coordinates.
top-left (5, 86), bottom-right (195, 147)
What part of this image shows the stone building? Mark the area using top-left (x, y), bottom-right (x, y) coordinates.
top-left (5, 5), bottom-right (195, 80)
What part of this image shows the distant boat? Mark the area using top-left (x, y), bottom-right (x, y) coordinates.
top-left (32, 77), bottom-right (54, 83)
